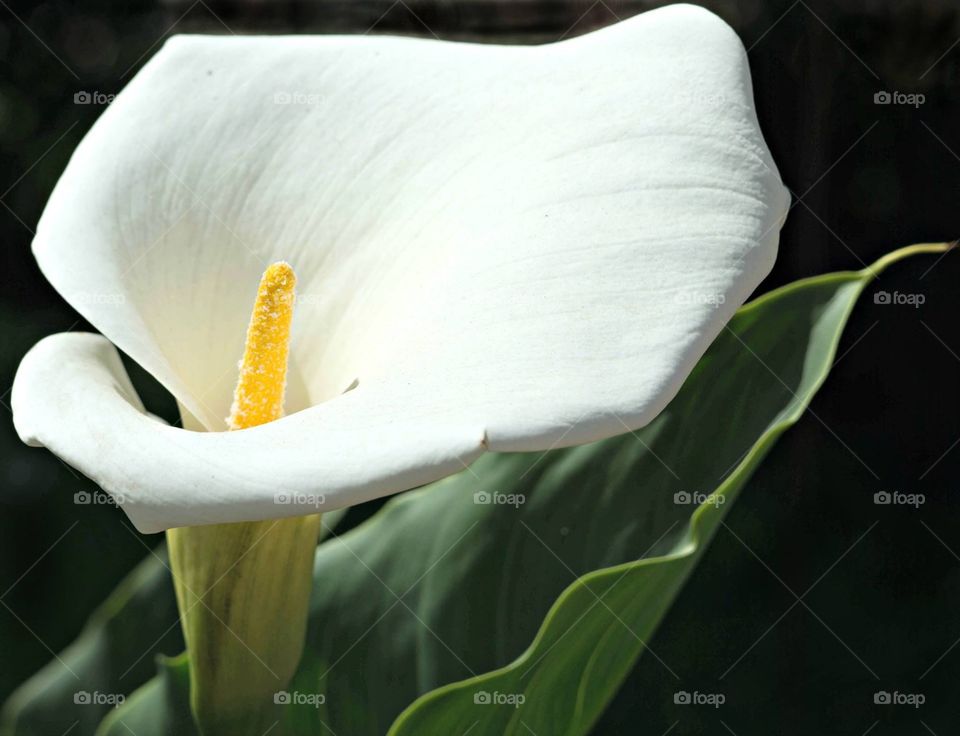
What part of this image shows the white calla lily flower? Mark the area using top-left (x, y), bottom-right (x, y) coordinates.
top-left (12, 4), bottom-right (788, 534)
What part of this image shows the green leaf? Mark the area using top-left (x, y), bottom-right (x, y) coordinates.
top-left (367, 245), bottom-right (954, 735)
top-left (0, 510), bottom-right (353, 736)
top-left (94, 655), bottom-right (196, 736)
top-left (5, 244), bottom-right (950, 736)
top-left (0, 551), bottom-right (181, 736)
top-left (322, 243), bottom-right (950, 736)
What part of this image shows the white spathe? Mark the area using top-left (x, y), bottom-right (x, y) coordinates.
top-left (12, 4), bottom-right (789, 533)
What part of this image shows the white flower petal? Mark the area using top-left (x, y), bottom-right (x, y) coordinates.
top-left (14, 5), bottom-right (789, 531)
top-left (14, 333), bottom-right (486, 532)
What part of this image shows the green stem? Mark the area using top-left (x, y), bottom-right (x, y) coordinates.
top-left (169, 406), bottom-right (321, 735)
top-left (167, 515), bottom-right (321, 736)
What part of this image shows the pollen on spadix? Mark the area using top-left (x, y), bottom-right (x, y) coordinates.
top-left (227, 261), bottom-right (296, 431)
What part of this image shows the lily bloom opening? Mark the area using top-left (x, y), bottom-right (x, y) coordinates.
top-left (11, 4), bottom-right (790, 533)
top-left (165, 261), bottom-right (321, 734)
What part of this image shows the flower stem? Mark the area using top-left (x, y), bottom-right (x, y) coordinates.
top-left (167, 514), bottom-right (320, 735)
top-left (167, 261), bottom-right (318, 734)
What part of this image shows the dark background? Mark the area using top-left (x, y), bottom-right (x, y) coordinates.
top-left (1, 1), bottom-right (958, 733)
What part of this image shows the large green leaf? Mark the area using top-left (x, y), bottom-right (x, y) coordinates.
top-left (0, 513), bottom-right (349, 736)
top-left (0, 551), bottom-right (181, 736)
top-left (95, 655), bottom-right (195, 736)
top-left (5, 244), bottom-right (949, 736)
